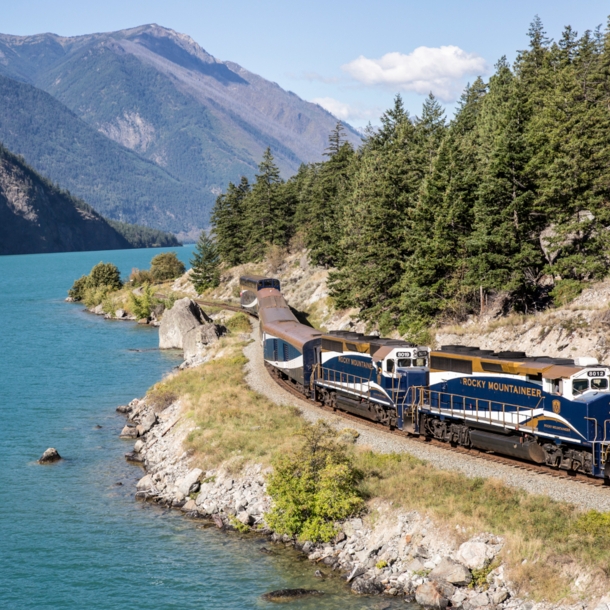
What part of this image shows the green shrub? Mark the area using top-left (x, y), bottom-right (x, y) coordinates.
top-left (266, 421), bottom-right (364, 542)
top-left (129, 267), bottom-right (154, 287)
top-left (150, 252), bottom-right (185, 282)
top-left (88, 262), bottom-right (122, 291)
top-left (225, 312), bottom-right (251, 334)
top-left (83, 284), bottom-right (114, 308)
top-left (550, 279), bottom-right (584, 307)
top-left (128, 283), bottom-right (156, 319)
top-left (68, 275), bottom-right (88, 301)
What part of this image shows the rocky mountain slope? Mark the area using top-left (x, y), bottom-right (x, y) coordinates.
top-left (0, 74), bottom-right (205, 232)
top-left (0, 143), bottom-right (131, 255)
top-left (0, 24), bottom-right (361, 234)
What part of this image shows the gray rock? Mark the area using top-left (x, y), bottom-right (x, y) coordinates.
top-left (469, 591), bottom-right (489, 607)
top-left (176, 468), bottom-right (203, 496)
top-left (133, 440), bottom-right (144, 453)
top-left (38, 447), bottom-right (61, 463)
top-left (351, 577), bottom-right (383, 595)
top-left (491, 589), bottom-right (509, 605)
top-left (183, 323), bottom-right (221, 360)
top-left (136, 474), bottom-right (154, 491)
top-left (115, 308), bottom-right (126, 318)
top-left (159, 298), bottom-right (209, 350)
top-left (261, 589), bottom-right (323, 602)
top-left (139, 411), bottom-right (157, 435)
top-left (91, 304), bottom-right (104, 315)
top-left (456, 541), bottom-right (490, 570)
top-left (237, 511), bottom-right (253, 526)
top-left (120, 424), bottom-right (138, 438)
top-left (593, 596), bottom-right (610, 610)
top-left (429, 558), bottom-right (472, 586)
top-left (415, 582), bottom-right (448, 609)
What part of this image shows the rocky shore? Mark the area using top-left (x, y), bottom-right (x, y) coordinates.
top-left (103, 296), bottom-right (609, 610)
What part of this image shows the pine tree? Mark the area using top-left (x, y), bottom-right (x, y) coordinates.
top-left (190, 232), bottom-right (220, 293)
top-left (211, 177), bottom-right (250, 266)
top-left (329, 95), bottom-right (425, 331)
top-left (466, 57), bottom-right (540, 308)
top-left (245, 148), bottom-right (290, 260)
top-left (398, 80), bottom-right (485, 337)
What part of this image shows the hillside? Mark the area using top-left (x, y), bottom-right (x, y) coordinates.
top-left (0, 24), bottom-right (361, 234)
top-left (0, 143), bottom-right (131, 255)
top-left (0, 74), bottom-right (206, 232)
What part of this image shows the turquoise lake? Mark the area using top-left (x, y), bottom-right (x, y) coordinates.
top-left (0, 247), bottom-right (414, 610)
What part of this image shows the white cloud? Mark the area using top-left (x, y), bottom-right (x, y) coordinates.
top-left (342, 46), bottom-right (487, 102)
top-left (311, 97), bottom-right (378, 122)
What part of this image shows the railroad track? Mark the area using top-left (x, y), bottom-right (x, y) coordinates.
top-left (201, 299), bottom-right (608, 489)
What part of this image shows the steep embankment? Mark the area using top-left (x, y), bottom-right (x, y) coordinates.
top-left (436, 282), bottom-right (610, 361)
top-left (0, 144), bottom-right (130, 255)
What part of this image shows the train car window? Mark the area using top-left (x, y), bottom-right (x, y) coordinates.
top-left (430, 355), bottom-right (472, 374)
top-left (527, 373), bottom-right (543, 382)
top-left (591, 378), bottom-right (608, 390)
top-left (573, 379), bottom-right (589, 394)
top-left (345, 343), bottom-right (358, 352)
top-left (386, 359), bottom-right (395, 373)
top-left (481, 361), bottom-right (503, 373)
top-left (414, 357), bottom-right (427, 367)
top-left (551, 378), bottom-right (563, 395)
top-left (397, 358), bottom-right (411, 367)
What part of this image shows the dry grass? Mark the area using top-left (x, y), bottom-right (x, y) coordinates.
top-left (354, 451), bottom-right (610, 602)
top-left (154, 337), bottom-right (304, 472)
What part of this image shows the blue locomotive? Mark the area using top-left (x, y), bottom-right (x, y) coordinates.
top-left (421, 346), bottom-right (610, 479)
top-left (243, 276), bottom-right (610, 480)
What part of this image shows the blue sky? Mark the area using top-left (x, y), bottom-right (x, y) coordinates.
top-left (4, 0), bottom-right (610, 127)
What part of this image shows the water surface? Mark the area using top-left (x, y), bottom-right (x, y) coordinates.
top-left (0, 247), bottom-right (412, 609)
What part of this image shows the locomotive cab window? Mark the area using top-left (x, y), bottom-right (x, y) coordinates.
top-left (414, 357), bottom-right (427, 367)
top-left (397, 358), bottom-right (411, 368)
top-left (572, 379), bottom-right (589, 395)
top-left (551, 378), bottom-right (563, 395)
top-left (386, 359), bottom-right (395, 373)
top-left (591, 378), bottom-right (609, 390)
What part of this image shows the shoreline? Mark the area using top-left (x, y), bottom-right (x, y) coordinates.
top-left (80, 293), bottom-right (609, 610)
top-left (114, 325), bottom-right (524, 610)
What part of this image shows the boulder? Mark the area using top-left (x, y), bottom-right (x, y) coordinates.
top-left (138, 411), bottom-right (157, 435)
top-left (183, 323), bottom-right (221, 360)
top-left (237, 511), bottom-right (253, 526)
top-left (120, 424), bottom-right (138, 438)
top-left (491, 589), bottom-right (509, 605)
top-left (159, 298), bottom-right (210, 350)
top-left (429, 558), bottom-right (472, 586)
top-left (136, 474), bottom-right (154, 491)
top-left (456, 541), bottom-right (490, 570)
top-left (176, 468), bottom-right (203, 496)
top-left (91, 304), bottom-right (104, 315)
top-left (351, 577), bottom-right (383, 595)
top-left (38, 447), bottom-right (61, 463)
top-left (115, 309), bottom-right (126, 318)
top-left (469, 591), bottom-right (490, 607)
top-left (415, 582), bottom-right (449, 609)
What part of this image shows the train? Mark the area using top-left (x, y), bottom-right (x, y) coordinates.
top-left (240, 275), bottom-right (610, 481)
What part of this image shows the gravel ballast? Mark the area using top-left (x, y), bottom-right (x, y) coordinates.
top-left (244, 322), bottom-right (610, 511)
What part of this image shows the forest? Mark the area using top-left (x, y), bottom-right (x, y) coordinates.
top-left (210, 18), bottom-right (610, 339)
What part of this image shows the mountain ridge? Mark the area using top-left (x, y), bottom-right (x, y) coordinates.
top-left (0, 24), bottom-right (361, 233)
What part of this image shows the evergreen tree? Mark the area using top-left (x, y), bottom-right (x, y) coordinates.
top-left (211, 177), bottom-right (250, 266)
top-left (398, 80), bottom-right (485, 337)
top-left (245, 148), bottom-right (290, 260)
top-left (465, 57), bottom-right (540, 308)
top-left (329, 95), bottom-right (424, 331)
top-left (190, 232), bottom-right (220, 293)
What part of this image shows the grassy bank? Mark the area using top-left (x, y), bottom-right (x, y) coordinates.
top-left (144, 321), bottom-right (610, 603)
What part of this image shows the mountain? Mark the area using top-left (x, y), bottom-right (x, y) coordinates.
top-left (0, 143), bottom-right (130, 255)
top-left (0, 74), bottom-right (206, 233)
top-left (0, 25), bottom-right (361, 233)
